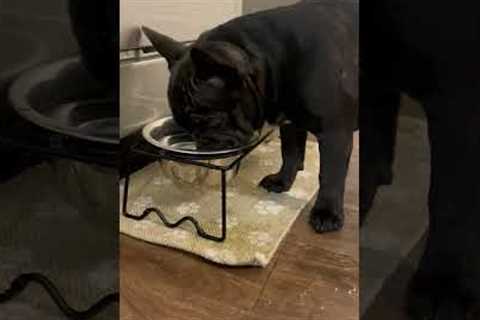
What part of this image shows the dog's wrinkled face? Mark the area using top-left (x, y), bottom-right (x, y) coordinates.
top-left (142, 26), bottom-right (265, 150)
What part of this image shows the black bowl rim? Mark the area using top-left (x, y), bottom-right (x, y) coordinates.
top-left (142, 116), bottom-right (260, 159)
top-left (8, 55), bottom-right (118, 145)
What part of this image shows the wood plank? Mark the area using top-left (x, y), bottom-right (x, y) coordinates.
top-left (120, 236), bottom-right (261, 313)
top-left (220, 238), bottom-right (284, 285)
top-left (120, 293), bottom-right (150, 320)
top-left (276, 236), bottom-right (358, 290)
top-left (284, 204), bottom-right (359, 260)
top-left (246, 203), bottom-right (358, 319)
top-left (286, 246), bottom-right (356, 285)
top-left (248, 269), bottom-right (358, 320)
top-left (120, 169), bottom-right (359, 320)
top-left (120, 223), bottom-right (359, 320)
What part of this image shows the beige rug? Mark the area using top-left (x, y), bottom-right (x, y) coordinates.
top-left (120, 131), bottom-right (358, 267)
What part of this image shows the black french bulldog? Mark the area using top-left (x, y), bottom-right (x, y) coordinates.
top-left (362, 0), bottom-right (480, 319)
top-left (142, 0), bottom-right (358, 233)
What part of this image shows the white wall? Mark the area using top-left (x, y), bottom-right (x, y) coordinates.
top-left (120, 0), bottom-right (242, 50)
top-left (120, 0), bottom-right (300, 137)
top-left (242, 0), bottom-right (300, 14)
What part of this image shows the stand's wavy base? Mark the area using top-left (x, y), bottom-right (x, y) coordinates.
top-left (123, 207), bottom-right (226, 242)
top-left (122, 129), bottom-right (274, 244)
top-left (0, 273), bottom-right (118, 319)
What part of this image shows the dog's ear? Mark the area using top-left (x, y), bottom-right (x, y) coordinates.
top-left (142, 26), bottom-right (186, 69)
top-left (190, 41), bottom-right (266, 97)
top-left (190, 41), bottom-right (251, 85)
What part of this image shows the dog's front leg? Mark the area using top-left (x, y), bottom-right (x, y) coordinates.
top-left (260, 123), bottom-right (307, 193)
top-left (310, 130), bottom-right (353, 233)
top-left (407, 92), bottom-right (480, 320)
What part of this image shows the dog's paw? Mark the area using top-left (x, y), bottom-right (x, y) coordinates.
top-left (259, 173), bottom-right (294, 193)
top-left (309, 207), bottom-right (344, 233)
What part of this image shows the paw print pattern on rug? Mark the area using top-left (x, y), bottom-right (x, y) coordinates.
top-left (204, 248), bottom-right (220, 260)
top-left (152, 176), bottom-right (173, 187)
top-left (216, 215), bottom-right (239, 229)
top-left (254, 200), bottom-right (285, 216)
top-left (213, 187), bottom-right (238, 199)
top-left (260, 159), bottom-right (275, 167)
top-left (130, 196), bottom-right (154, 213)
top-left (204, 248), bottom-right (238, 262)
top-left (247, 231), bottom-right (273, 247)
top-left (226, 187), bottom-right (239, 199)
top-left (257, 143), bottom-right (276, 154)
top-left (119, 136), bottom-right (329, 267)
top-left (132, 219), bottom-right (157, 232)
top-left (297, 170), bottom-right (314, 179)
top-left (221, 250), bottom-right (238, 262)
top-left (286, 188), bottom-right (309, 200)
top-left (176, 202), bottom-right (200, 215)
top-left (168, 228), bottom-right (190, 241)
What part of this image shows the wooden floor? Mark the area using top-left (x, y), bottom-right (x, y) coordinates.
top-left (120, 196), bottom-right (359, 320)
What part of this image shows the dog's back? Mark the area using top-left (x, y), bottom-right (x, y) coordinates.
top-left (202, 0), bottom-right (358, 66)
top-left (198, 0), bottom-right (358, 118)
top-left (362, 0), bottom-right (480, 98)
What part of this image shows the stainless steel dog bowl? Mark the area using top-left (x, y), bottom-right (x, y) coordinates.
top-left (8, 56), bottom-right (118, 144)
top-left (142, 116), bottom-right (262, 187)
top-left (142, 116), bottom-right (260, 159)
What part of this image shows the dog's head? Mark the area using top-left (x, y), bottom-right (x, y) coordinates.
top-left (142, 26), bottom-right (266, 150)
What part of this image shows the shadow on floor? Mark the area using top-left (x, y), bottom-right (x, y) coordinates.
top-left (360, 95), bottom-right (430, 317)
top-left (364, 234), bottom-right (426, 319)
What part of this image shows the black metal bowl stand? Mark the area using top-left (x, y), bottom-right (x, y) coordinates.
top-left (122, 130), bottom-right (274, 242)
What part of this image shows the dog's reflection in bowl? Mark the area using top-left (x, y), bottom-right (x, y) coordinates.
top-left (159, 158), bottom-right (238, 188)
